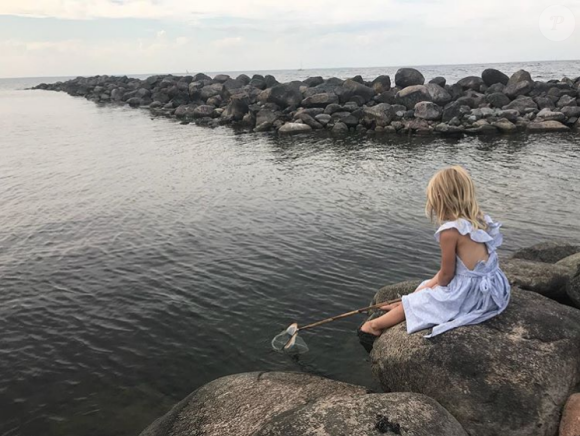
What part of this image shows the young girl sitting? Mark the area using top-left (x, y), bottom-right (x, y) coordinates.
top-left (360, 165), bottom-right (510, 342)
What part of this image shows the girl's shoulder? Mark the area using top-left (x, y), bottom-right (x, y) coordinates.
top-left (435, 215), bottom-right (503, 251)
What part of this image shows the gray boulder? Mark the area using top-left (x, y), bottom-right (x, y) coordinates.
top-left (486, 92), bottom-right (511, 108)
top-left (497, 109), bottom-right (520, 122)
top-left (535, 96), bottom-right (556, 110)
top-left (570, 274), bottom-right (580, 308)
top-left (278, 123), bottom-right (312, 135)
top-left (429, 76), bottom-right (446, 87)
top-left (558, 95), bottom-right (577, 108)
top-left (426, 83), bottom-right (452, 106)
top-left (255, 109), bottom-right (279, 132)
top-left (361, 103), bottom-right (392, 128)
top-left (482, 68), bottom-right (510, 86)
top-left (414, 101), bottom-right (443, 120)
top-left (457, 76), bottom-right (484, 91)
top-left (505, 70), bottom-right (534, 98)
top-left (493, 119), bottom-right (518, 133)
top-left (370, 287), bottom-right (580, 436)
top-left (249, 75), bottom-right (267, 90)
top-left (303, 76), bottom-right (324, 87)
top-left (301, 93), bottom-right (339, 108)
top-left (527, 121), bottom-right (570, 132)
top-left (336, 79), bottom-right (376, 104)
top-left (502, 258), bottom-right (570, 301)
top-left (371, 75), bottom-right (391, 93)
top-left (295, 113), bottom-right (323, 129)
top-left (442, 101), bottom-right (471, 122)
top-left (213, 74), bottom-right (230, 83)
top-left (126, 97), bottom-right (142, 107)
top-left (512, 241), bottom-right (580, 263)
top-left (332, 122), bottom-right (349, 134)
top-left (504, 96), bottom-right (538, 112)
top-left (561, 106), bottom-right (580, 118)
top-left (537, 108), bottom-right (567, 122)
top-left (395, 68), bottom-right (425, 88)
top-left (139, 372), bottom-right (468, 436)
top-left (505, 81), bottom-right (535, 98)
top-left (396, 85), bottom-right (432, 110)
top-left (200, 84), bottom-right (223, 101)
top-left (314, 114), bottom-right (331, 126)
top-left (267, 83), bottom-right (302, 108)
top-left (486, 83), bottom-right (506, 94)
top-left (193, 105), bottom-right (216, 119)
top-left (557, 253), bottom-right (580, 277)
top-left (221, 94), bottom-right (249, 121)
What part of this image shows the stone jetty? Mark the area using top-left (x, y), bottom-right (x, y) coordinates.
top-left (34, 68), bottom-right (580, 136)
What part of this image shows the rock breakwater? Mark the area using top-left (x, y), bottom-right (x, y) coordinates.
top-left (34, 67), bottom-right (580, 136)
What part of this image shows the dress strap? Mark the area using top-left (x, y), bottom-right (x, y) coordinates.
top-left (435, 215), bottom-right (503, 252)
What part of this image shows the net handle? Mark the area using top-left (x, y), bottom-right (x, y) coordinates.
top-left (298, 297), bottom-right (402, 332)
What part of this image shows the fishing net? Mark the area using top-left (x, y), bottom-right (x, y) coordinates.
top-left (271, 330), bottom-right (309, 354)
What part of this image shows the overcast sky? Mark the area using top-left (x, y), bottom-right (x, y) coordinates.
top-left (0, 0), bottom-right (579, 78)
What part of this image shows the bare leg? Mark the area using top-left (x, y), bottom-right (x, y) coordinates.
top-left (360, 304), bottom-right (406, 336)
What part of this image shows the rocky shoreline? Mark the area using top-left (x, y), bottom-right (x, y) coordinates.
top-left (138, 241), bottom-right (580, 436)
top-left (33, 68), bottom-right (580, 136)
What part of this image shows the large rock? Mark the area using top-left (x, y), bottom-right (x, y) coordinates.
top-left (482, 68), bottom-right (510, 86)
top-left (561, 106), bottom-right (580, 118)
top-left (361, 103), bottom-right (392, 128)
top-left (537, 108), bottom-right (567, 122)
top-left (396, 85), bottom-right (432, 110)
top-left (255, 109), bottom-right (279, 132)
top-left (139, 372), bottom-right (468, 436)
top-left (513, 242), bottom-right (580, 264)
top-left (505, 70), bottom-right (535, 98)
top-left (493, 119), bottom-right (518, 133)
top-left (221, 94), bottom-right (249, 121)
top-left (370, 288), bottom-right (580, 436)
top-left (503, 96), bottom-right (538, 113)
top-left (267, 83), bottom-right (303, 108)
top-left (278, 123), bottom-right (312, 135)
top-left (336, 79), bottom-right (376, 104)
top-left (426, 83), bottom-right (452, 106)
top-left (414, 101), bottom-right (443, 120)
top-left (371, 75), bottom-right (391, 93)
top-left (442, 101), bottom-right (471, 122)
top-left (527, 121), bottom-right (570, 132)
top-left (501, 258), bottom-right (570, 301)
top-left (193, 105), bottom-right (216, 119)
top-left (557, 252), bottom-right (580, 277)
top-left (457, 76), bottom-right (484, 91)
top-left (395, 68), bottom-right (425, 88)
top-left (301, 93), bottom-right (339, 108)
top-left (486, 92), bottom-right (511, 108)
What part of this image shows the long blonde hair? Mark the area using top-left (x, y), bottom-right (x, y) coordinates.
top-left (425, 166), bottom-right (486, 230)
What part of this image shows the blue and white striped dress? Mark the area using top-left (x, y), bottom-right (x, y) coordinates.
top-left (402, 215), bottom-right (511, 338)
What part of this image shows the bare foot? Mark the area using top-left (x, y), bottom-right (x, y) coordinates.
top-left (360, 321), bottom-right (382, 337)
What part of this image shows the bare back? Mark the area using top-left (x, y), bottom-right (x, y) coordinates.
top-left (456, 233), bottom-right (489, 270)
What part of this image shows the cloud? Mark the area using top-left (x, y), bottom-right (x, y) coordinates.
top-left (211, 36), bottom-right (243, 49)
top-left (0, 0), bottom-right (579, 77)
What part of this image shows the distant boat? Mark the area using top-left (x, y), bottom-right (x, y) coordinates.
top-left (298, 61), bottom-right (304, 72)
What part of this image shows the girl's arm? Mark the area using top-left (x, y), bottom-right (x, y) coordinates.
top-left (415, 271), bottom-right (440, 292)
top-left (437, 229), bottom-right (458, 286)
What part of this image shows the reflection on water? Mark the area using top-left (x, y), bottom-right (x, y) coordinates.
top-left (0, 62), bottom-right (579, 436)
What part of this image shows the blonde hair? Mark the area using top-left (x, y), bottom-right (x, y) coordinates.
top-left (425, 166), bottom-right (486, 230)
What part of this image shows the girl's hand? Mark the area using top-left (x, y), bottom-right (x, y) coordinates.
top-left (380, 302), bottom-right (402, 311)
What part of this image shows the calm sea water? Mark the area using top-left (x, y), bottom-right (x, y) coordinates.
top-left (1, 61), bottom-right (580, 436)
